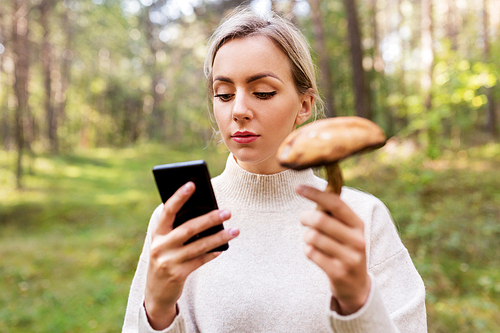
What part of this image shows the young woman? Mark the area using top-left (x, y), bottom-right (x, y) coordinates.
top-left (123, 8), bottom-right (426, 333)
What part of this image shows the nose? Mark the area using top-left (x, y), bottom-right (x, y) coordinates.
top-left (232, 92), bottom-right (253, 122)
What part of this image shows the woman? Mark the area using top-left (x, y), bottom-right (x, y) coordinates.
top-left (123, 7), bottom-right (426, 333)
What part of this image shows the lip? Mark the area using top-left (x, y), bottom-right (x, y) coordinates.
top-left (231, 131), bottom-right (260, 144)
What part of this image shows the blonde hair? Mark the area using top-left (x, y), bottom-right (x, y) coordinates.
top-left (204, 7), bottom-right (324, 118)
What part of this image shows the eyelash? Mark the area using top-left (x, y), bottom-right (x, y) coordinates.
top-left (214, 94), bottom-right (233, 102)
top-left (214, 91), bottom-right (277, 102)
top-left (254, 91), bottom-right (277, 99)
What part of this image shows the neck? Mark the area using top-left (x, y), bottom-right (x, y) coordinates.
top-left (214, 153), bottom-right (319, 211)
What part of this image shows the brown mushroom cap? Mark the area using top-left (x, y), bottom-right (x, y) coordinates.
top-left (277, 116), bottom-right (387, 170)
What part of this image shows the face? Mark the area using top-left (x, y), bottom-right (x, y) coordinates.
top-left (212, 35), bottom-right (313, 174)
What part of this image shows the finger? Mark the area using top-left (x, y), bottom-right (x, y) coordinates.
top-left (304, 243), bottom-right (363, 279)
top-left (296, 185), bottom-right (364, 229)
top-left (304, 244), bottom-right (341, 277)
top-left (299, 210), bottom-right (365, 251)
top-left (168, 209), bottom-right (232, 248)
top-left (303, 228), bottom-right (356, 260)
top-left (304, 243), bottom-right (368, 296)
top-left (155, 182), bottom-right (196, 236)
top-left (178, 226), bottom-right (239, 263)
top-left (182, 251), bottom-right (223, 274)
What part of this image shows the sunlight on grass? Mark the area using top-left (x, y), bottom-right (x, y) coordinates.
top-left (428, 296), bottom-right (500, 332)
top-left (96, 189), bottom-right (146, 205)
top-left (1, 142), bottom-right (499, 332)
top-left (341, 139), bottom-right (500, 332)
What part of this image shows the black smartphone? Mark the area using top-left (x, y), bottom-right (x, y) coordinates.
top-left (152, 160), bottom-right (228, 252)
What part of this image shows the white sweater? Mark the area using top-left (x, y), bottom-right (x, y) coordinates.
top-left (122, 154), bottom-right (427, 332)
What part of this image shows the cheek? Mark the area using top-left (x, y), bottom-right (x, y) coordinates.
top-left (214, 108), bottom-right (229, 133)
top-left (275, 103), bottom-right (300, 128)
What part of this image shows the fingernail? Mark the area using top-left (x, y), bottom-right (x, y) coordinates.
top-left (182, 182), bottom-right (194, 194)
top-left (219, 209), bottom-right (230, 220)
top-left (228, 227), bottom-right (239, 237)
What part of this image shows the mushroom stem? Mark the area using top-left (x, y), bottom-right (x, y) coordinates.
top-left (317, 163), bottom-right (343, 213)
top-left (325, 162), bottom-right (343, 195)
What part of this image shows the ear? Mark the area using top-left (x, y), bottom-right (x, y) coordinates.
top-left (295, 91), bottom-right (314, 126)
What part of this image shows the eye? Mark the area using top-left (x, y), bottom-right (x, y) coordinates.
top-left (254, 91), bottom-right (277, 100)
top-left (214, 94), bottom-right (233, 102)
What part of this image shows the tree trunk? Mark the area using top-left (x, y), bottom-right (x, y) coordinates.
top-left (12, 0), bottom-right (30, 188)
top-left (40, 0), bottom-right (57, 153)
top-left (309, 0), bottom-right (336, 118)
top-left (150, 71), bottom-right (164, 139)
top-left (370, 0), bottom-right (393, 135)
top-left (144, 7), bottom-right (165, 140)
top-left (446, 0), bottom-right (458, 50)
top-left (0, 3), bottom-right (10, 149)
top-left (397, 0), bottom-right (408, 128)
top-left (421, 0), bottom-right (435, 155)
top-left (421, 0), bottom-right (433, 112)
top-left (371, 0), bottom-right (384, 73)
top-left (55, 0), bottom-right (73, 152)
top-left (483, 0), bottom-right (497, 136)
top-left (343, 0), bottom-right (371, 119)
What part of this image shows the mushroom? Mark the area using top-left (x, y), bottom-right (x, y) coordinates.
top-left (277, 116), bottom-right (386, 208)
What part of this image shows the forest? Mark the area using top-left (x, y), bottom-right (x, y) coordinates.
top-left (0, 0), bottom-right (499, 332)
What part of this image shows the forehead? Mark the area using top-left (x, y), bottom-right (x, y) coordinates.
top-left (212, 35), bottom-right (293, 81)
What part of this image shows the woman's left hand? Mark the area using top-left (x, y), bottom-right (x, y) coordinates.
top-left (296, 185), bottom-right (370, 315)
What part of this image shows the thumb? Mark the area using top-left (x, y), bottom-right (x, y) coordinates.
top-left (154, 181), bottom-right (195, 236)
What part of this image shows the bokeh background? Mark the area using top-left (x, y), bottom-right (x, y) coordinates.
top-left (0, 0), bottom-right (499, 331)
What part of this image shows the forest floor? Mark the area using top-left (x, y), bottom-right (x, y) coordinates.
top-left (0, 140), bottom-right (499, 332)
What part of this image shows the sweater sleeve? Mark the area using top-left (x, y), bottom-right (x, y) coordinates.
top-left (121, 205), bottom-right (188, 333)
top-left (138, 302), bottom-right (186, 333)
top-left (328, 273), bottom-right (398, 332)
top-left (327, 189), bottom-right (427, 332)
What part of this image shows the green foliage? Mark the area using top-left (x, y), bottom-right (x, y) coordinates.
top-left (343, 140), bottom-right (500, 332)
top-left (1, 141), bottom-right (499, 331)
top-left (2, 0), bottom-right (499, 158)
top-left (1, 1), bottom-right (500, 329)
top-left (0, 143), bottom-right (228, 332)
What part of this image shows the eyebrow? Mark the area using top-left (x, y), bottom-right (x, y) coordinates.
top-left (213, 72), bottom-right (283, 84)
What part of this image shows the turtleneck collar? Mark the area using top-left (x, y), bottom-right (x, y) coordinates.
top-left (212, 154), bottom-right (320, 211)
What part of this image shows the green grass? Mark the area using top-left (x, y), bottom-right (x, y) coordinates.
top-left (1, 140), bottom-right (499, 332)
top-left (342, 140), bottom-right (500, 332)
top-left (0, 143), bottom-right (229, 333)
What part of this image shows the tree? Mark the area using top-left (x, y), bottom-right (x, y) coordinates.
top-left (55, 0), bottom-right (73, 151)
top-left (445, 0), bottom-right (458, 50)
top-left (396, 0), bottom-right (408, 128)
top-left (368, 0), bottom-right (392, 134)
top-left (342, 0), bottom-right (371, 119)
top-left (11, 0), bottom-right (30, 188)
top-left (2, 0), bottom-right (499, 166)
top-left (39, 0), bottom-right (57, 153)
top-left (309, 0), bottom-right (336, 118)
top-left (370, 0), bottom-right (384, 74)
top-left (421, 0), bottom-right (433, 112)
top-left (0, 2), bottom-right (10, 148)
top-left (420, 0), bottom-right (439, 156)
top-left (142, 2), bottom-right (167, 140)
top-left (483, 0), bottom-right (497, 136)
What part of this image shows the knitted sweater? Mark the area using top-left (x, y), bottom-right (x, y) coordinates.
top-left (122, 154), bottom-right (427, 332)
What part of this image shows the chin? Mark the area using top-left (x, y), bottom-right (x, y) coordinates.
top-left (232, 150), bottom-right (261, 164)
top-left (233, 149), bottom-right (276, 166)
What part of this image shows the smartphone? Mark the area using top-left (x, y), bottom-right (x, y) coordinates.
top-left (152, 160), bottom-right (228, 252)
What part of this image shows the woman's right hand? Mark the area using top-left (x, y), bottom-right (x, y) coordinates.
top-left (144, 181), bottom-right (239, 330)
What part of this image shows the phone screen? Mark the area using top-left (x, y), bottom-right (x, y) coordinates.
top-left (152, 160), bottom-right (228, 251)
